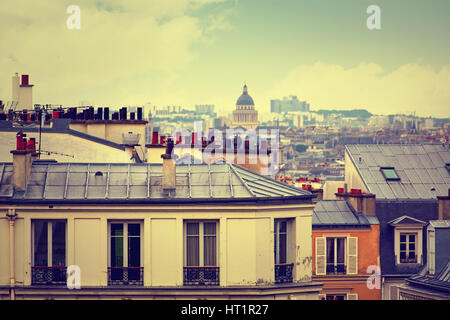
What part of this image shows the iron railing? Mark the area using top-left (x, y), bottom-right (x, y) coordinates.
top-left (275, 263), bottom-right (294, 283)
top-left (326, 263), bottom-right (346, 274)
top-left (108, 267), bottom-right (144, 286)
top-left (183, 266), bottom-right (220, 286)
top-left (31, 266), bottom-right (67, 285)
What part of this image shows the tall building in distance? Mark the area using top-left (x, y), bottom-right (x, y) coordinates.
top-left (271, 95), bottom-right (310, 113)
top-left (195, 104), bottom-right (215, 116)
top-left (232, 84), bottom-right (258, 130)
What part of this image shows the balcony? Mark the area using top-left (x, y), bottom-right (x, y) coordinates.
top-left (108, 267), bottom-right (144, 286)
top-left (326, 263), bottom-right (346, 275)
top-left (275, 263), bottom-right (294, 283)
top-left (183, 266), bottom-right (220, 286)
top-left (31, 266), bottom-right (67, 285)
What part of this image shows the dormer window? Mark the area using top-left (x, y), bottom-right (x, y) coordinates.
top-left (380, 167), bottom-right (400, 181)
top-left (388, 216), bottom-right (426, 265)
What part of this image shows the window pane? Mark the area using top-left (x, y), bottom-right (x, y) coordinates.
top-left (280, 221), bottom-right (287, 233)
top-left (128, 236), bottom-right (141, 267)
top-left (337, 238), bottom-right (345, 264)
top-left (400, 234), bottom-right (406, 242)
top-left (111, 224), bottom-right (123, 267)
top-left (186, 223), bottom-right (199, 236)
top-left (186, 234), bottom-right (199, 266)
top-left (382, 168), bottom-right (399, 180)
top-left (400, 243), bottom-right (406, 251)
top-left (409, 243), bottom-right (415, 251)
top-left (408, 252), bottom-right (416, 259)
top-left (128, 223), bottom-right (140, 236)
top-left (52, 222), bottom-right (66, 267)
top-left (326, 238), bottom-right (335, 264)
top-left (400, 252), bottom-right (406, 259)
top-left (204, 223), bottom-right (216, 236)
top-left (111, 223), bottom-right (123, 236)
top-left (34, 221), bottom-right (48, 266)
top-left (409, 235), bottom-right (416, 243)
top-left (204, 234), bottom-right (217, 266)
top-left (279, 233), bottom-right (287, 264)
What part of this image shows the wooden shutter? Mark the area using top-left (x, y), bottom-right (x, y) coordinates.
top-left (347, 293), bottom-right (358, 300)
top-left (315, 237), bottom-right (326, 275)
top-left (347, 237), bottom-right (358, 275)
top-left (318, 294), bottom-right (326, 300)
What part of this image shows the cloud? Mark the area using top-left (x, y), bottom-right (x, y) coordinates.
top-left (266, 62), bottom-right (450, 117)
top-left (0, 0), bottom-right (229, 106)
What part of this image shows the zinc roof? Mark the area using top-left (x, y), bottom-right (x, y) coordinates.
top-left (346, 144), bottom-right (450, 200)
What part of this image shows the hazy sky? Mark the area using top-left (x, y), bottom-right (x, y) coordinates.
top-left (1, 0), bottom-right (449, 117)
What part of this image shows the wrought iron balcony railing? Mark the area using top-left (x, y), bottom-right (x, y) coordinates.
top-left (183, 266), bottom-right (220, 286)
top-left (326, 263), bottom-right (346, 274)
top-left (108, 267), bottom-right (144, 286)
top-left (31, 266), bottom-right (67, 285)
top-left (275, 263), bottom-right (294, 283)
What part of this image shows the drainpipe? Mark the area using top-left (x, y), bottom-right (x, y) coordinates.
top-left (6, 208), bottom-right (17, 300)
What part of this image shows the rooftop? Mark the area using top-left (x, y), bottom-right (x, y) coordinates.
top-left (346, 144), bottom-right (450, 200)
top-left (312, 200), bottom-right (378, 228)
top-left (0, 162), bottom-right (314, 204)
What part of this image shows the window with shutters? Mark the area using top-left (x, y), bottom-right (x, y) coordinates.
top-left (315, 236), bottom-right (358, 276)
top-left (326, 238), bottom-right (346, 274)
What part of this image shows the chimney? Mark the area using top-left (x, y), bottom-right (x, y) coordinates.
top-left (10, 132), bottom-right (34, 191)
top-left (437, 189), bottom-right (450, 220)
top-left (336, 188), bottom-right (376, 216)
top-left (161, 137), bottom-right (177, 192)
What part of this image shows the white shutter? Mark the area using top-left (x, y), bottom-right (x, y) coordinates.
top-left (318, 294), bottom-right (326, 300)
top-left (315, 237), bottom-right (326, 275)
top-left (347, 237), bottom-right (358, 275)
top-left (347, 293), bottom-right (358, 300)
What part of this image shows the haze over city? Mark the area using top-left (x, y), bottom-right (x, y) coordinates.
top-left (0, 0), bottom-right (449, 117)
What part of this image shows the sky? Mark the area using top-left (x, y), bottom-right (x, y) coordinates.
top-left (0, 0), bottom-right (449, 117)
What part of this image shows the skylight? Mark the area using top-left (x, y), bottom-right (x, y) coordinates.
top-left (380, 167), bottom-right (400, 181)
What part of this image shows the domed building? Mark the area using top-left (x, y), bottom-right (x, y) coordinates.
top-left (232, 84), bottom-right (258, 130)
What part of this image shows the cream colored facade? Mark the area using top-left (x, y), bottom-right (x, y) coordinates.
top-left (0, 131), bottom-right (133, 163)
top-left (69, 120), bottom-right (147, 159)
top-left (0, 203), bottom-right (321, 300)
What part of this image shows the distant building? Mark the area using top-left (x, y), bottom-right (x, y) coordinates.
top-left (0, 149), bottom-right (322, 299)
top-left (343, 144), bottom-right (450, 300)
top-left (232, 84), bottom-right (258, 130)
top-left (195, 104), bottom-right (215, 115)
top-left (396, 220), bottom-right (450, 300)
top-left (271, 96), bottom-right (310, 114)
top-left (312, 200), bottom-right (380, 300)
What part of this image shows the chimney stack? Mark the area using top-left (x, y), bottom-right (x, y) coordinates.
top-left (10, 132), bottom-right (34, 191)
top-left (161, 137), bottom-right (177, 192)
top-left (437, 189), bottom-right (450, 220)
top-left (335, 188), bottom-right (376, 216)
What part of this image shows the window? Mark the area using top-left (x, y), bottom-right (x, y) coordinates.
top-left (184, 221), bottom-right (219, 286)
top-left (274, 219), bottom-right (293, 283)
top-left (326, 238), bottom-right (346, 274)
top-left (326, 294), bottom-right (346, 300)
top-left (315, 236), bottom-right (358, 276)
top-left (32, 220), bottom-right (67, 285)
top-left (108, 222), bottom-right (143, 285)
top-left (380, 167), bottom-right (400, 181)
top-left (400, 233), bottom-right (417, 263)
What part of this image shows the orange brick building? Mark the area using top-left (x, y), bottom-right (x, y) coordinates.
top-left (312, 200), bottom-right (381, 300)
